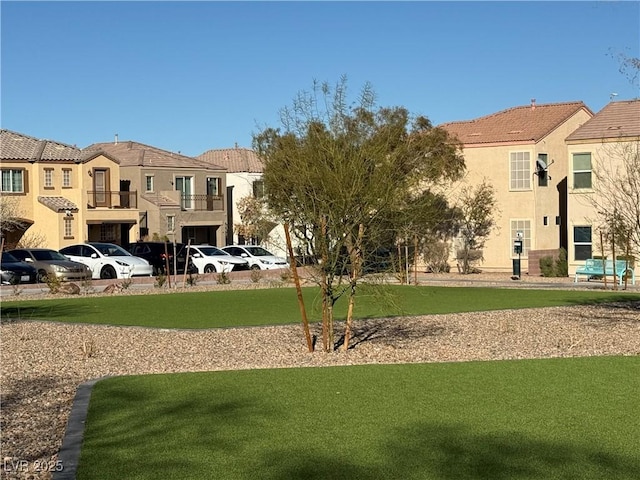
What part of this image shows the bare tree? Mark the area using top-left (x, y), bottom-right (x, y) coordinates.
top-left (0, 196), bottom-right (31, 249)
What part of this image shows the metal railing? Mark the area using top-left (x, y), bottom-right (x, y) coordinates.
top-left (180, 194), bottom-right (224, 211)
top-left (87, 191), bottom-right (138, 209)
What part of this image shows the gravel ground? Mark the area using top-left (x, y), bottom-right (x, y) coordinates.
top-left (1, 275), bottom-right (639, 480)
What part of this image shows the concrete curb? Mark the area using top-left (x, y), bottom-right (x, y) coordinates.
top-left (53, 376), bottom-right (111, 480)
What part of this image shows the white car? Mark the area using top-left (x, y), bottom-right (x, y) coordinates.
top-left (221, 245), bottom-right (289, 271)
top-left (188, 245), bottom-right (249, 274)
top-left (59, 242), bottom-right (153, 280)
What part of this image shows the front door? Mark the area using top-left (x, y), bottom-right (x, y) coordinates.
top-left (93, 169), bottom-right (110, 207)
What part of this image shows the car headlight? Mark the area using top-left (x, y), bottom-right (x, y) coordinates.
top-left (260, 259), bottom-right (273, 264)
top-left (115, 260), bottom-right (130, 267)
top-left (219, 261), bottom-right (228, 265)
top-left (53, 265), bottom-right (68, 272)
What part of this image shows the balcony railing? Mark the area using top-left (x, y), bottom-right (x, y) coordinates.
top-left (180, 194), bottom-right (224, 211)
top-left (87, 191), bottom-right (138, 209)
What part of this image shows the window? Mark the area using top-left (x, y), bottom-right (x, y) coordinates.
top-left (64, 218), bottom-right (73, 238)
top-left (253, 180), bottom-right (265, 199)
top-left (62, 169), bottom-right (72, 188)
top-left (537, 154), bottom-right (548, 187)
top-left (145, 175), bottom-right (154, 192)
top-left (574, 226), bottom-right (592, 261)
top-left (573, 153), bottom-right (592, 189)
top-left (510, 152), bottom-right (531, 190)
top-left (44, 168), bottom-right (54, 188)
top-left (510, 220), bottom-right (531, 256)
top-left (175, 176), bottom-right (193, 209)
top-left (1, 169), bottom-right (24, 193)
top-left (100, 224), bottom-right (116, 242)
top-left (167, 215), bottom-right (175, 232)
top-left (207, 177), bottom-right (221, 196)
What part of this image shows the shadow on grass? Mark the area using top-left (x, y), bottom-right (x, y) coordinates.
top-left (257, 422), bottom-right (640, 480)
top-left (0, 302), bottom-right (92, 323)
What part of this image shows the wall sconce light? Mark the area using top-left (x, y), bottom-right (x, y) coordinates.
top-left (64, 209), bottom-right (73, 217)
top-left (88, 170), bottom-right (93, 177)
top-left (169, 181), bottom-right (174, 186)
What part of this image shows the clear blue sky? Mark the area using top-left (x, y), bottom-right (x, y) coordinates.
top-left (2, 1), bottom-right (639, 157)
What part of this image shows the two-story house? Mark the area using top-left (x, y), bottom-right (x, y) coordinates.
top-left (440, 101), bottom-right (594, 274)
top-left (1, 129), bottom-right (140, 249)
top-left (87, 140), bottom-right (228, 246)
top-left (565, 99), bottom-right (640, 275)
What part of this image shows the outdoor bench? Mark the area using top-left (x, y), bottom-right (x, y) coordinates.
top-left (574, 259), bottom-right (636, 286)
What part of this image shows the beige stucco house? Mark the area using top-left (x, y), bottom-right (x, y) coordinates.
top-left (87, 140), bottom-right (229, 246)
top-left (440, 101), bottom-right (594, 274)
top-left (565, 99), bottom-right (640, 276)
top-left (1, 129), bottom-right (140, 249)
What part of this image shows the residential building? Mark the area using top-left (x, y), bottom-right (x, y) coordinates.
top-left (87, 140), bottom-right (228, 246)
top-left (1, 129), bottom-right (140, 249)
top-left (565, 99), bottom-right (640, 275)
top-left (440, 101), bottom-right (594, 274)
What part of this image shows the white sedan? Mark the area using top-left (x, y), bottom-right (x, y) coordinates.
top-left (188, 245), bottom-right (249, 274)
top-left (59, 242), bottom-right (153, 280)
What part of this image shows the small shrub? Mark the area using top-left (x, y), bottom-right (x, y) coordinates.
top-left (44, 273), bottom-right (63, 294)
top-left (540, 248), bottom-right (568, 277)
top-left (279, 268), bottom-right (292, 283)
top-left (539, 256), bottom-right (555, 277)
top-left (186, 273), bottom-right (199, 287)
top-left (216, 271), bottom-right (231, 284)
top-left (80, 337), bottom-right (96, 360)
top-left (80, 278), bottom-right (95, 295)
top-left (120, 278), bottom-right (133, 290)
top-left (154, 272), bottom-right (167, 288)
top-left (250, 269), bottom-right (263, 283)
top-left (423, 241), bottom-right (451, 273)
top-left (11, 283), bottom-right (23, 296)
top-left (555, 247), bottom-right (568, 277)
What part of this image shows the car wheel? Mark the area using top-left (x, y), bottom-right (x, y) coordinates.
top-left (100, 265), bottom-right (117, 280)
top-left (250, 264), bottom-right (261, 271)
top-left (37, 270), bottom-right (49, 283)
top-left (204, 264), bottom-right (217, 274)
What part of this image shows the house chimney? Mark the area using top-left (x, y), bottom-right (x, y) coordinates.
top-left (531, 99), bottom-right (536, 110)
top-left (114, 133), bottom-right (118, 144)
top-left (235, 142), bottom-right (238, 149)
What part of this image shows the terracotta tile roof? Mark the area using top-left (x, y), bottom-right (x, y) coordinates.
top-left (197, 147), bottom-right (264, 173)
top-left (85, 141), bottom-right (226, 171)
top-left (566, 99), bottom-right (640, 141)
top-left (1, 129), bottom-right (84, 162)
top-left (141, 192), bottom-right (180, 208)
top-left (37, 196), bottom-right (79, 212)
top-left (439, 101), bottom-right (593, 145)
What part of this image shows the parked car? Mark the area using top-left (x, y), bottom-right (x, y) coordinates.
top-left (59, 242), bottom-right (153, 280)
top-left (126, 242), bottom-right (196, 275)
top-left (189, 245), bottom-right (250, 274)
top-left (1, 251), bottom-right (38, 285)
top-left (221, 245), bottom-right (289, 270)
top-left (8, 248), bottom-right (92, 283)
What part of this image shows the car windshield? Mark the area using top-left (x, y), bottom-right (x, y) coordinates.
top-left (1, 252), bottom-right (19, 263)
top-left (196, 247), bottom-right (227, 256)
top-left (244, 246), bottom-right (273, 256)
top-left (92, 243), bottom-right (132, 257)
top-left (32, 250), bottom-right (68, 261)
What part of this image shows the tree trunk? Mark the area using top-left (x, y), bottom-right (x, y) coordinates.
top-left (413, 235), bottom-right (419, 285)
top-left (284, 222), bottom-right (313, 352)
top-left (343, 224), bottom-right (364, 352)
top-left (320, 216), bottom-right (330, 352)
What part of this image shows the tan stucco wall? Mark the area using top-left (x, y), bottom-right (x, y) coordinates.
top-left (448, 109), bottom-right (592, 274)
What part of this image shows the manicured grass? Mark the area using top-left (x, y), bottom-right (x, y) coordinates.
top-left (78, 356), bottom-right (640, 479)
top-left (2, 285), bottom-right (638, 329)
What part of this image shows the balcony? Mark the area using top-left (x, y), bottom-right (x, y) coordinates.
top-left (87, 191), bottom-right (138, 209)
top-left (180, 194), bottom-right (224, 211)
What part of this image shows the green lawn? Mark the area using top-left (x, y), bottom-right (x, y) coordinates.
top-left (78, 356), bottom-right (640, 480)
top-left (1, 285), bottom-right (638, 329)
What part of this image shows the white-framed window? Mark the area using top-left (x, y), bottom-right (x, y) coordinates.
top-left (1, 169), bottom-right (24, 193)
top-left (509, 151), bottom-right (531, 190)
top-left (572, 153), bottom-right (592, 189)
top-left (62, 169), bottom-right (72, 188)
top-left (145, 175), bottom-right (154, 192)
top-left (175, 176), bottom-right (193, 209)
top-left (64, 217), bottom-right (73, 238)
top-left (44, 168), bottom-right (54, 188)
top-left (573, 226), bottom-right (592, 261)
top-left (510, 219), bottom-right (532, 257)
top-left (167, 215), bottom-right (175, 232)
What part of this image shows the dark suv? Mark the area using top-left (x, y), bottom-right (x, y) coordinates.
top-left (126, 242), bottom-right (196, 275)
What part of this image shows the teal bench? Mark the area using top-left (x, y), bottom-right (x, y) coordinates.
top-left (574, 259), bottom-right (636, 286)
